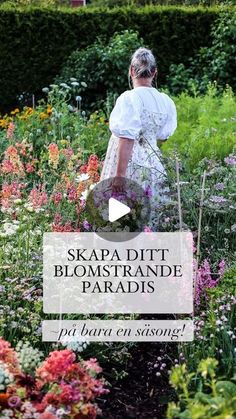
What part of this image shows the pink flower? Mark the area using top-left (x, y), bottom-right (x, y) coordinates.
top-left (194, 259), bottom-right (218, 306)
top-left (6, 122), bottom-right (15, 139)
top-left (25, 162), bottom-right (35, 173)
top-left (144, 226), bottom-right (152, 232)
top-left (1, 146), bottom-right (24, 175)
top-left (83, 358), bottom-right (102, 374)
top-left (62, 148), bottom-right (74, 160)
top-left (29, 187), bottom-right (47, 209)
top-left (51, 192), bottom-right (63, 205)
top-left (36, 349), bottom-right (76, 383)
top-left (40, 413), bottom-right (57, 419)
top-left (67, 185), bottom-right (77, 202)
top-left (0, 337), bottom-right (19, 373)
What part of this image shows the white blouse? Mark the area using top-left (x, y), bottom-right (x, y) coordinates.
top-left (109, 86), bottom-right (177, 141)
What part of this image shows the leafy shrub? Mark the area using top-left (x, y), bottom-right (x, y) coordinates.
top-left (56, 30), bottom-right (143, 109)
top-left (0, 5), bottom-right (220, 112)
top-left (167, 8), bottom-right (236, 94)
top-left (89, 0), bottom-right (230, 6)
top-left (167, 358), bottom-right (236, 418)
top-left (1, 0), bottom-right (69, 5)
top-left (162, 85), bottom-right (236, 169)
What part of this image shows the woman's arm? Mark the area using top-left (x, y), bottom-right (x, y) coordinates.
top-left (116, 137), bottom-right (134, 176)
top-left (112, 137), bottom-right (134, 193)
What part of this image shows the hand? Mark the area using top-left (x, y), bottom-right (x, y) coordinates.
top-left (111, 176), bottom-right (126, 194)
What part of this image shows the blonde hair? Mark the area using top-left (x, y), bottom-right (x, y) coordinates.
top-left (130, 47), bottom-right (157, 79)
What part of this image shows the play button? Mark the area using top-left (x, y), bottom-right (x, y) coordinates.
top-left (109, 198), bottom-right (130, 222)
top-left (85, 176), bottom-right (151, 241)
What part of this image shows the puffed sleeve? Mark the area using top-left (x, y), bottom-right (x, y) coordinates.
top-left (109, 91), bottom-right (142, 140)
top-left (158, 96), bottom-right (177, 140)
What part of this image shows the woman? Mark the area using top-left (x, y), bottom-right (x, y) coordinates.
top-left (101, 47), bottom-right (177, 227)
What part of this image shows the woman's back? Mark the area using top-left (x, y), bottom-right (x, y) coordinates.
top-left (109, 87), bottom-right (177, 142)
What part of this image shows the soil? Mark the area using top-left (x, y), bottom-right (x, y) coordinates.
top-left (99, 342), bottom-right (177, 419)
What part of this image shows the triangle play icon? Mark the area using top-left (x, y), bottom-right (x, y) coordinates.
top-left (108, 197), bottom-right (131, 223)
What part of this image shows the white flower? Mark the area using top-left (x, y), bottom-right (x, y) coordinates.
top-left (60, 83), bottom-right (70, 89)
top-left (89, 183), bottom-right (95, 191)
top-left (75, 173), bottom-right (90, 183)
top-left (80, 189), bottom-right (89, 201)
top-left (1, 207), bottom-right (14, 214)
top-left (14, 198), bottom-right (22, 204)
top-left (2, 223), bottom-right (19, 236)
top-left (24, 204), bottom-right (34, 213)
top-left (68, 105), bottom-right (74, 112)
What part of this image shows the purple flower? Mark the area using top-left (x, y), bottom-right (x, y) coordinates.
top-left (218, 259), bottom-right (226, 278)
top-left (8, 396), bottom-right (21, 408)
top-left (209, 195), bottom-right (228, 204)
top-left (127, 190), bottom-right (137, 201)
top-left (194, 259), bottom-right (218, 306)
top-left (224, 156), bottom-right (236, 166)
top-left (144, 185), bottom-right (152, 198)
top-left (83, 220), bottom-right (91, 231)
top-left (214, 183), bottom-right (224, 190)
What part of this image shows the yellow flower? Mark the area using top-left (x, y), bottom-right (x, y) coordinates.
top-left (25, 107), bottom-right (33, 115)
top-left (47, 105), bottom-right (52, 115)
top-left (0, 119), bottom-right (8, 129)
top-left (39, 112), bottom-right (48, 120)
top-left (60, 139), bottom-right (68, 146)
top-left (10, 108), bottom-right (20, 115)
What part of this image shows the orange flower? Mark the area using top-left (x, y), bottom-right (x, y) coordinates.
top-left (0, 393), bottom-right (9, 407)
top-left (59, 174), bottom-right (70, 189)
top-left (48, 143), bottom-right (59, 169)
top-left (77, 182), bottom-right (86, 197)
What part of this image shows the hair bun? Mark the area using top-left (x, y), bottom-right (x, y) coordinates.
top-left (130, 47), bottom-right (157, 79)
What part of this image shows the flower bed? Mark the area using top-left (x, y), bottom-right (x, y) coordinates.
top-left (0, 84), bottom-right (235, 417)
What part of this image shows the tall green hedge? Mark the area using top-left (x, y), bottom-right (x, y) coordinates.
top-left (0, 5), bottom-right (226, 112)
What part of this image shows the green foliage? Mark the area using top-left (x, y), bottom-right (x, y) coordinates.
top-left (56, 30), bottom-right (143, 109)
top-left (1, 0), bottom-right (70, 6)
top-left (162, 85), bottom-right (236, 170)
top-left (167, 358), bottom-right (236, 418)
top-left (89, 0), bottom-right (232, 6)
top-left (0, 5), bottom-right (221, 112)
top-left (167, 8), bottom-right (236, 94)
